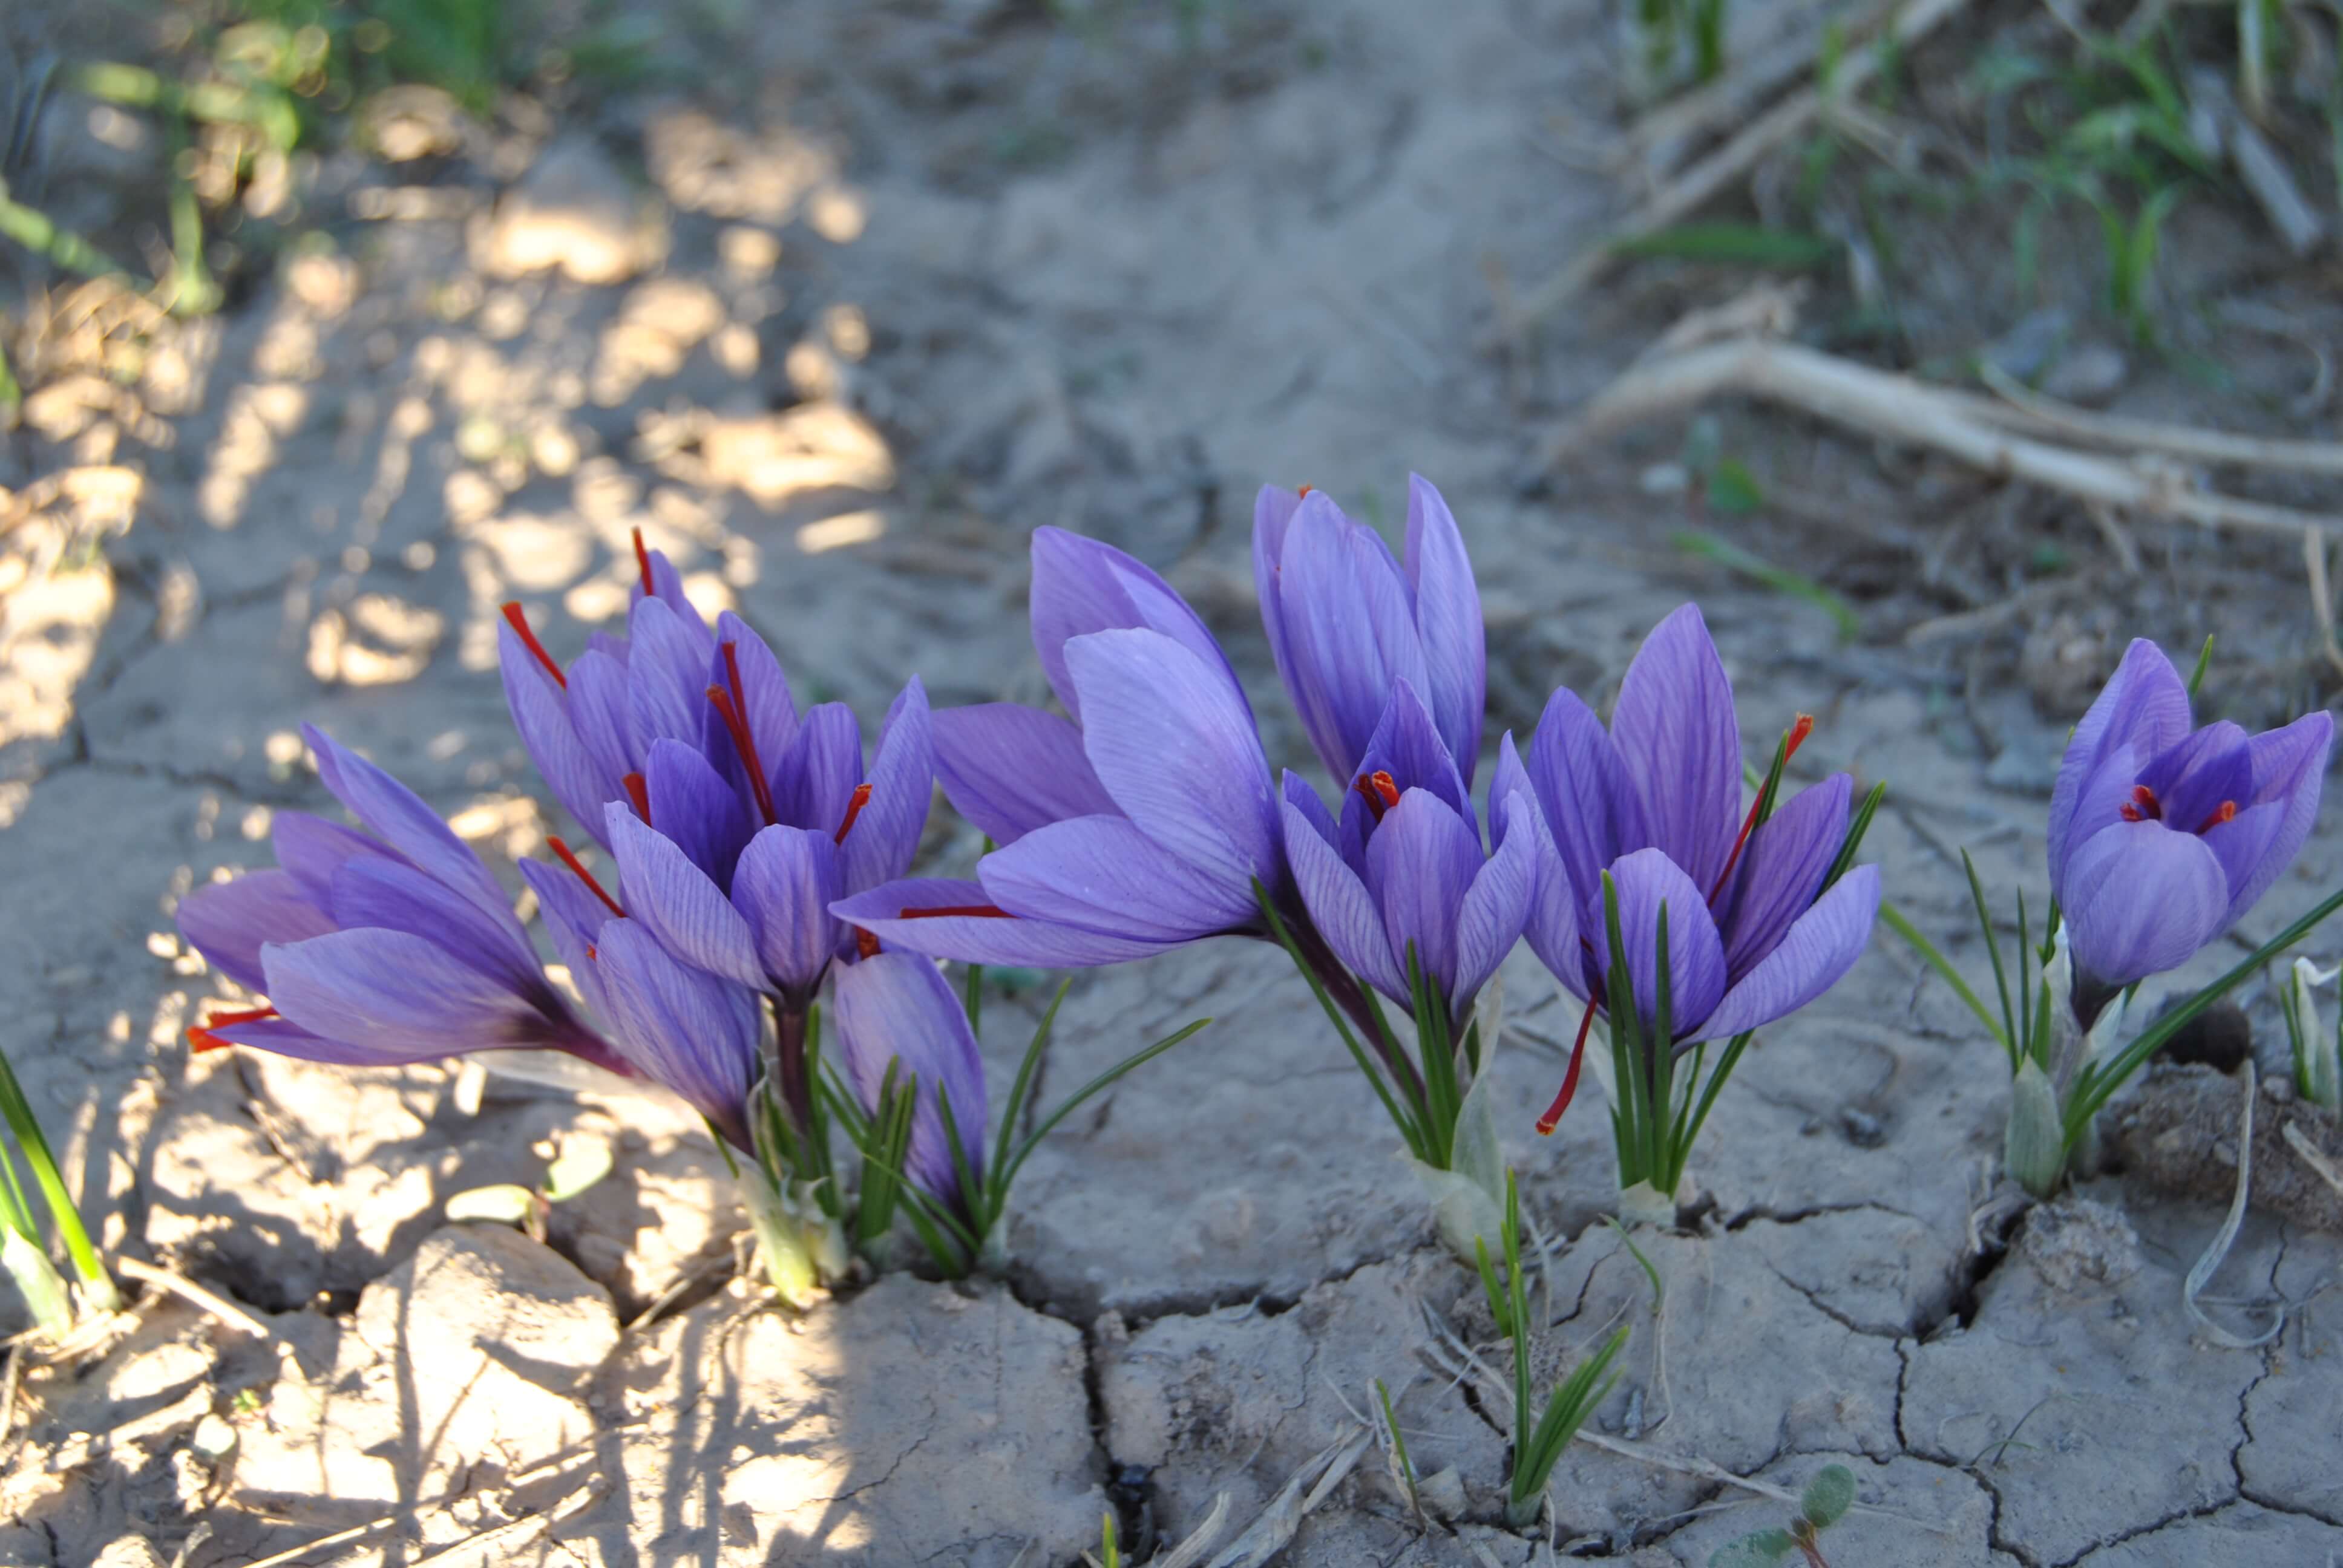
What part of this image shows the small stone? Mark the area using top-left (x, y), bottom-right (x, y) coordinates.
top-left (189, 1413), bottom-right (239, 1459)
top-left (2042, 343), bottom-right (2129, 407)
top-left (2017, 1196), bottom-right (2143, 1293)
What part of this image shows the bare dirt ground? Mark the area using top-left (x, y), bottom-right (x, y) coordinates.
top-left (4, 1), bottom-right (2343, 1564)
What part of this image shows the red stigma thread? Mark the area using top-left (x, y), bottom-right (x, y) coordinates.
top-left (1535, 995), bottom-right (1603, 1136)
top-left (1709, 713), bottom-right (1815, 903)
top-left (707, 662), bottom-right (779, 826)
top-left (1353, 769), bottom-right (1401, 823)
top-left (854, 927), bottom-right (881, 960)
top-left (2197, 800), bottom-right (2238, 833)
top-left (585, 942), bottom-right (597, 962)
top-left (500, 603), bottom-right (566, 688)
top-left (835, 782), bottom-right (873, 844)
top-left (191, 1004), bottom-right (278, 1053)
top-left (623, 772), bottom-right (651, 822)
top-left (1297, 484), bottom-right (1314, 498)
top-left (2120, 784), bottom-right (2161, 823)
top-left (548, 836), bottom-right (626, 918)
top-left (632, 528), bottom-right (655, 595)
top-left (900, 904), bottom-right (1015, 919)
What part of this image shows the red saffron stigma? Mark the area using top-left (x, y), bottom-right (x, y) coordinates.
top-left (500, 603), bottom-right (566, 688)
top-left (2197, 800), bottom-right (2238, 833)
top-left (1297, 484), bottom-right (1314, 498)
top-left (585, 943), bottom-right (597, 962)
top-left (623, 772), bottom-right (651, 822)
top-left (188, 1028), bottom-right (231, 1053)
top-left (632, 528), bottom-right (655, 595)
top-left (548, 835), bottom-right (626, 918)
top-left (706, 686), bottom-right (780, 827)
top-left (855, 927), bottom-right (881, 959)
top-left (900, 904), bottom-right (1015, 919)
top-left (1353, 769), bottom-right (1401, 823)
top-left (1708, 713), bottom-right (1818, 903)
top-left (835, 782), bottom-right (873, 844)
top-left (1535, 996), bottom-right (1603, 1136)
top-left (191, 1004), bottom-right (279, 1053)
top-left (2120, 783), bottom-right (2162, 823)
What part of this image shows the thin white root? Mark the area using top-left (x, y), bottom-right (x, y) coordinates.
top-left (115, 1256), bottom-right (275, 1342)
top-left (2181, 1061), bottom-right (2285, 1348)
top-left (2283, 1119), bottom-right (2343, 1198)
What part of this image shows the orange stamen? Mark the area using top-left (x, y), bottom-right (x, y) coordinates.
top-left (632, 528), bottom-right (655, 595)
top-left (623, 772), bottom-right (650, 822)
top-left (706, 690), bottom-right (779, 828)
top-left (2197, 800), bottom-right (2238, 833)
top-left (2121, 783), bottom-right (2162, 824)
top-left (900, 904), bottom-right (1015, 919)
top-left (834, 782), bottom-right (873, 844)
top-left (1535, 996), bottom-right (1602, 1136)
top-left (855, 927), bottom-right (881, 960)
top-left (500, 603), bottom-right (566, 688)
top-left (1297, 484), bottom-right (1314, 498)
top-left (1708, 714), bottom-right (1816, 903)
top-left (548, 835), bottom-right (626, 918)
top-left (1353, 769), bottom-right (1401, 823)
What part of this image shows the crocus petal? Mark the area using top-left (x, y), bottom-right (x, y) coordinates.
top-left (1404, 474), bottom-right (1486, 779)
top-left (1451, 792), bottom-right (1535, 1009)
top-left (1029, 528), bottom-right (1242, 724)
top-left (499, 619), bottom-right (612, 840)
top-left (625, 596), bottom-right (713, 760)
top-left (1355, 679), bottom-right (1475, 833)
top-left (1251, 485), bottom-right (1305, 705)
top-left (301, 725), bottom-right (515, 929)
top-left (1362, 788), bottom-right (1483, 1001)
top-left (326, 858), bottom-right (544, 997)
top-left (1066, 629), bottom-right (1280, 895)
top-left (842, 678), bottom-right (934, 896)
top-left (645, 738), bottom-right (752, 889)
top-left (270, 809), bottom-right (395, 904)
top-left (933, 703), bottom-right (1119, 847)
top-left (833, 952), bottom-right (989, 1203)
top-left (1495, 736), bottom-right (1581, 987)
top-left (1715, 773), bottom-right (1852, 985)
top-left (1282, 797), bottom-right (1406, 1001)
top-left (1608, 604), bottom-right (1742, 892)
top-left (1277, 492), bottom-right (1430, 782)
top-left (2049, 638), bottom-right (2192, 880)
top-left (605, 804), bottom-right (765, 988)
top-left (594, 920), bottom-right (758, 1147)
top-left (2216, 710), bottom-right (2334, 924)
top-left (2138, 721), bottom-right (2254, 838)
top-left (568, 647), bottom-right (641, 808)
top-left (703, 612), bottom-right (800, 803)
top-left (1695, 864), bottom-right (1881, 1044)
top-left (832, 878), bottom-right (1176, 967)
top-left (195, 1013), bottom-right (418, 1068)
top-left (2051, 743), bottom-right (2149, 908)
top-left (517, 858), bottom-right (616, 1024)
top-left (261, 929), bottom-right (548, 1057)
top-left (1282, 769), bottom-right (1339, 847)
top-left (177, 871), bottom-right (337, 994)
top-left (633, 546), bottom-right (715, 661)
top-left (731, 824), bottom-right (845, 995)
top-left (774, 703), bottom-right (863, 838)
top-left (2061, 821), bottom-right (2229, 988)
top-left (980, 815), bottom-right (1259, 941)
top-left (1527, 687), bottom-right (1649, 911)
top-left (1590, 848), bottom-right (1727, 1039)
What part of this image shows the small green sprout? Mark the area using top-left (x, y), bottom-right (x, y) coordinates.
top-left (1710, 1463), bottom-right (1856, 1567)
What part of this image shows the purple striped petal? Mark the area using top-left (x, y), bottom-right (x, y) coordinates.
top-left (1452, 793), bottom-right (1535, 1009)
top-left (1030, 527), bottom-right (1241, 724)
top-left (1715, 773), bottom-right (1851, 985)
top-left (644, 738), bottom-right (752, 889)
top-left (2216, 710), bottom-right (2334, 924)
top-left (2050, 639), bottom-right (2191, 881)
top-left (2062, 820), bottom-right (2229, 988)
top-left (593, 920), bottom-right (758, 1148)
top-left (934, 702), bottom-right (1120, 847)
top-left (1591, 848), bottom-right (1726, 1039)
top-left (301, 726), bottom-right (515, 929)
top-left (1066, 628), bottom-right (1280, 895)
top-left (325, 858), bottom-right (543, 996)
top-left (605, 803), bottom-right (765, 988)
top-left (1696, 864), bottom-right (1881, 1044)
top-left (1608, 606), bottom-right (1742, 892)
top-left (731, 823), bottom-right (844, 995)
top-left (1362, 788), bottom-right (1483, 1001)
top-left (177, 871), bottom-right (336, 994)
top-left (261, 929), bottom-right (548, 1058)
top-left (1276, 492), bottom-right (1431, 783)
top-left (499, 619), bottom-right (612, 841)
top-left (2138, 722), bottom-right (2253, 839)
top-left (1282, 797), bottom-right (1405, 1001)
top-left (1252, 485), bottom-right (1305, 713)
top-left (270, 810), bottom-right (394, 904)
top-left (626, 596), bottom-right (714, 760)
top-left (842, 678), bottom-right (934, 895)
top-left (703, 612), bottom-right (800, 804)
top-left (517, 858), bottom-right (617, 1024)
top-left (1356, 679), bottom-right (1474, 834)
top-left (568, 647), bottom-right (640, 809)
top-left (1527, 686), bottom-right (1649, 912)
top-left (833, 952), bottom-right (989, 1203)
top-left (775, 703), bottom-right (863, 838)
top-left (832, 877), bottom-right (1176, 967)
top-left (1404, 474), bottom-right (1485, 780)
top-left (198, 1013), bottom-right (434, 1068)
top-left (980, 814), bottom-right (1257, 940)
top-left (2050, 743), bottom-right (2149, 909)
top-left (632, 546), bottom-right (715, 661)
top-left (1495, 735), bottom-right (1582, 990)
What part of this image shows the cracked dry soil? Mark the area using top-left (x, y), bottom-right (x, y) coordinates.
top-left (6, 0), bottom-right (2343, 1563)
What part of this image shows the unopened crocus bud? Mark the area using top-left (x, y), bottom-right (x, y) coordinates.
top-left (2292, 958), bottom-right (2340, 1109)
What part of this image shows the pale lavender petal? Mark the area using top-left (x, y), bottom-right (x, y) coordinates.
top-left (270, 810), bottom-right (393, 906)
top-left (1355, 678), bottom-right (1473, 832)
top-left (833, 952), bottom-right (989, 1201)
top-left (1590, 848), bottom-right (1726, 1039)
top-left (842, 678), bottom-right (934, 895)
top-left (1252, 485), bottom-right (1305, 705)
top-left (1029, 528), bottom-right (1239, 722)
top-left (624, 596), bottom-right (712, 760)
top-left (605, 805), bottom-right (764, 988)
top-left (1066, 629), bottom-right (1280, 893)
top-left (1495, 735), bottom-right (1582, 988)
top-left (2049, 638), bottom-right (2191, 879)
top-left (775, 703), bottom-right (863, 837)
top-left (499, 619), bottom-right (611, 840)
top-left (2050, 743), bottom-right (2148, 909)
top-left (1452, 792), bottom-right (1535, 1008)
top-left (731, 824), bottom-right (844, 995)
top-left (1527, 687), bottom-right (1650, 912)
top-left (2216, 710), bottom-right (2335, 923)
top-left (261, 929), bottom-right (548, 1057)
top-left (1404, 474), bottom-right (1485, 779)
top-left (933, 703), bottom-right (1119, 847)
top-left (594, 920), bottom-right (758, 1146)
top-left (645, 738), bottom-right (752, 889)
top-left (301, 725), bottom-right (513, 926)
top-left (1695, 864), bottom-right (1881, 1045)
top-left (1282, 797), bottom-right (1405, 1001)
top-left (2062, 821), bottom-right (2229, 988)
top-left (1608, 604), bottom-right (1742, 891)
top-left (2138, 721), bottom-right (2253, 838)
top-left (980, 815), bottom-right (1258, 940)
top-left (632, 546), bottom-right (714, 661)
top-left (568, 647), bottom-right (640, 803)
top-left (704, 611), bottom-right (799, 800)
top-left (1277, 492), bottom-right (1430, 782)
top-left (177, 871), bottom-right (336, 993)
top-left (1361, 788), bottom-right (1483, 1001)
top-left (1715, 774), bottom-right (1851, 984)
top-left (517, 858), bottom-right (616, 1023)
top-left (326, 858), bottom-right (543, 996)
top-left (833, 878), bottom-right (1176, 967)
top-left (1281, 769), bottom-right (1339, 848)
top-left (197, 1013), bottom-right (426, 1068)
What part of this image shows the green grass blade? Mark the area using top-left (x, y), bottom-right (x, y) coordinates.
top-left (991, 979), bottom-right (1070, 1193)
top-left (1671, 531), bottom-right (1861, 641)
top-left (0, 1044), bottom-right (114, 1308)
top-left (1254, 880), bottom-right (1427, 1158)
top-left (1881, 902), bottom-right (2009, 1051)
top-left (1819, 781), bottom-right (1886, 892)
top-left (999, 1020), bottom-right (1210, 1194)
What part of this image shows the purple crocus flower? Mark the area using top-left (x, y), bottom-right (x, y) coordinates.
top-left (835, 530), bottom-right (1284, 967)
top-left (176, 725), bottom-right (629, 1078)
top-left (1515, 605), bottom-right (1881, 1132)
top-left (1282, 680), bottom-right (1533, 1022)
top-left (1254, 475), bottom-right (1485, 784)
top-left (2050, 638), bottom-right (2333, 1022)
top-left (831, 950), bottom-right (988, 1215)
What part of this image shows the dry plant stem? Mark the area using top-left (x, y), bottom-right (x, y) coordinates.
top-left (1512, 0), bottom-right (1978, 327)
top-left (1548, 336), bottom-right (2343, 544)
top-left (1973, 363), bottom-right (2343, 475)
top-left (114, 1256), bottom-right (272, 1341)
top-left (1624, 0), bottom-right (1907, 178)
top-left (2186, 67), bottom-right (2325, 256)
